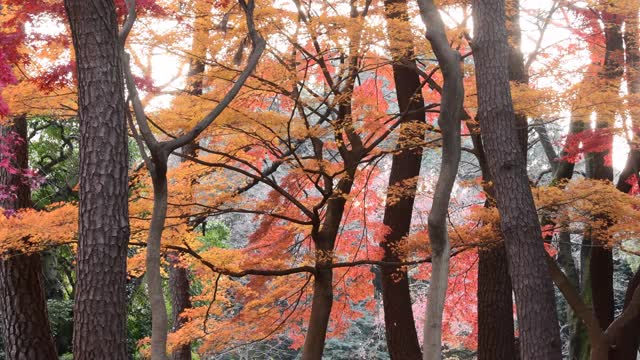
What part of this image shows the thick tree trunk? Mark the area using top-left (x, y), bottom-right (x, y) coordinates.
top-left (471, 95), bottom-right (516, 360)
top-left (472, 0), bottom-right (562, 358)
top-left (0, 117), bottom-right (58, 360)
top-left (378, 0), bottom-right (425, 358)
top-left (478, 243), bottom-right (516, 359)
top-left (476, 3), bottom-right (525, 357)
top-left (416, 2), bottom-right (464, 359)
top-left (64, 0), bottom-right (130, 358)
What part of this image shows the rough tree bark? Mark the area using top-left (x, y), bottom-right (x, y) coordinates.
top-left (472, 128), bottom-right (517, 359)
top-left (416, 1), bottom-right (464, 359)
top-left (0, 116), bottom-right (58, 360)
top-left (474, 1), bottom-right (525, 356)
top-left (472, 0), bottom-right (562, 358)
top-left (378, 0), bottom-right (426, 357)
top-left (64, 0), bottom-right (130, 358)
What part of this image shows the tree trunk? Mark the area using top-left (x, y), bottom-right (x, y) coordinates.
top-left (169, 254), bottom-right (191, 360)
top-left (471, 89), bottom-right (516, 360)
top-left (586, 15), bottom-right (622, 358)
top-left (64, 0), bottom-right (130, 358)
top-left (302, 177), bottom-right (354, 360)
top-left (0, 116), bottom-right (58, 359)
top-left (478, 244), bottom-right (516, 359)
top-left (611, 7), bottom-right (640, 358)
top-left (147, 155), bottom-right (170, 360)
top-left (416, 2), bottom-right (464, 359)
top-left (378, 0), bottom-right (426, 358)
top-left (303, 265), bottom-right (333, 360)
top-left (472, 0), bottom-right (562, 358)
top-left (166, 2), bottom-right (211, 354)
top-left (476, 3), bottom-right (526, 357)
top-left (611, 270), bottom-right (640, 359)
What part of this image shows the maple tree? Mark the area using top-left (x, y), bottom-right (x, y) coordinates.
top-left (5, 0), bottom-right (640, 359)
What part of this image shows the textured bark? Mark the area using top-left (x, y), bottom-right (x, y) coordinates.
top-left (472, 0), bottom-right (562, 358)
top-left (476, 4), bottom-right (523, 357)
top-left (477, 244), bottom-right (516, 359)
top-left (378, 0), bottom-right (425, 358)
top-left (471, 104), bottom-right (516, 360)
top-left (64, 0), bottom-right (130, 358)
top-left (0, 117), bottom-right (58, 360)
top-left (416, 2), bottom-right (464, 359)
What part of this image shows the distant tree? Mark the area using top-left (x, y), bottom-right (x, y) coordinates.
top-left (0, 116), bottom-right (58, 359)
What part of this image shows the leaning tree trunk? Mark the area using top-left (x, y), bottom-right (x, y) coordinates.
top-left (472, 0), bottom-right (562, 358)
top-left (64, 0), bottom-right (130, 358)
top-left (473, 132), bottom-right (517, 360)
top-left (416, 1), bottom-right (464, 359)
top-left (378, 0), bottom-right (426, 357)
top-left (0, 116), bottom-right (58, 359)
top-left (475, 1), bottom-right (525, 356)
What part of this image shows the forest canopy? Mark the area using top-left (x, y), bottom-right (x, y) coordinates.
top-left (1, 0), bottom-right (640, 359)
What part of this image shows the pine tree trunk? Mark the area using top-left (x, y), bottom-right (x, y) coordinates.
top-left (378, 0), bottom-right (425, 357)
top-left (64, 0), bottom-right (130, 358)
top-left (475, 2), bottom-right (524, 357)
top-left (0, 116), bottom-right (58, 360)
top-left (472, 0), bottom-right (562, 358)
top-left (477, 244), bottom-right (516, 359)
top-left (471, 95), bottom-right (517, 360)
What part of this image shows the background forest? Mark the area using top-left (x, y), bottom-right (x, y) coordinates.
top-left (1, 0), bottom-right (640, 359)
